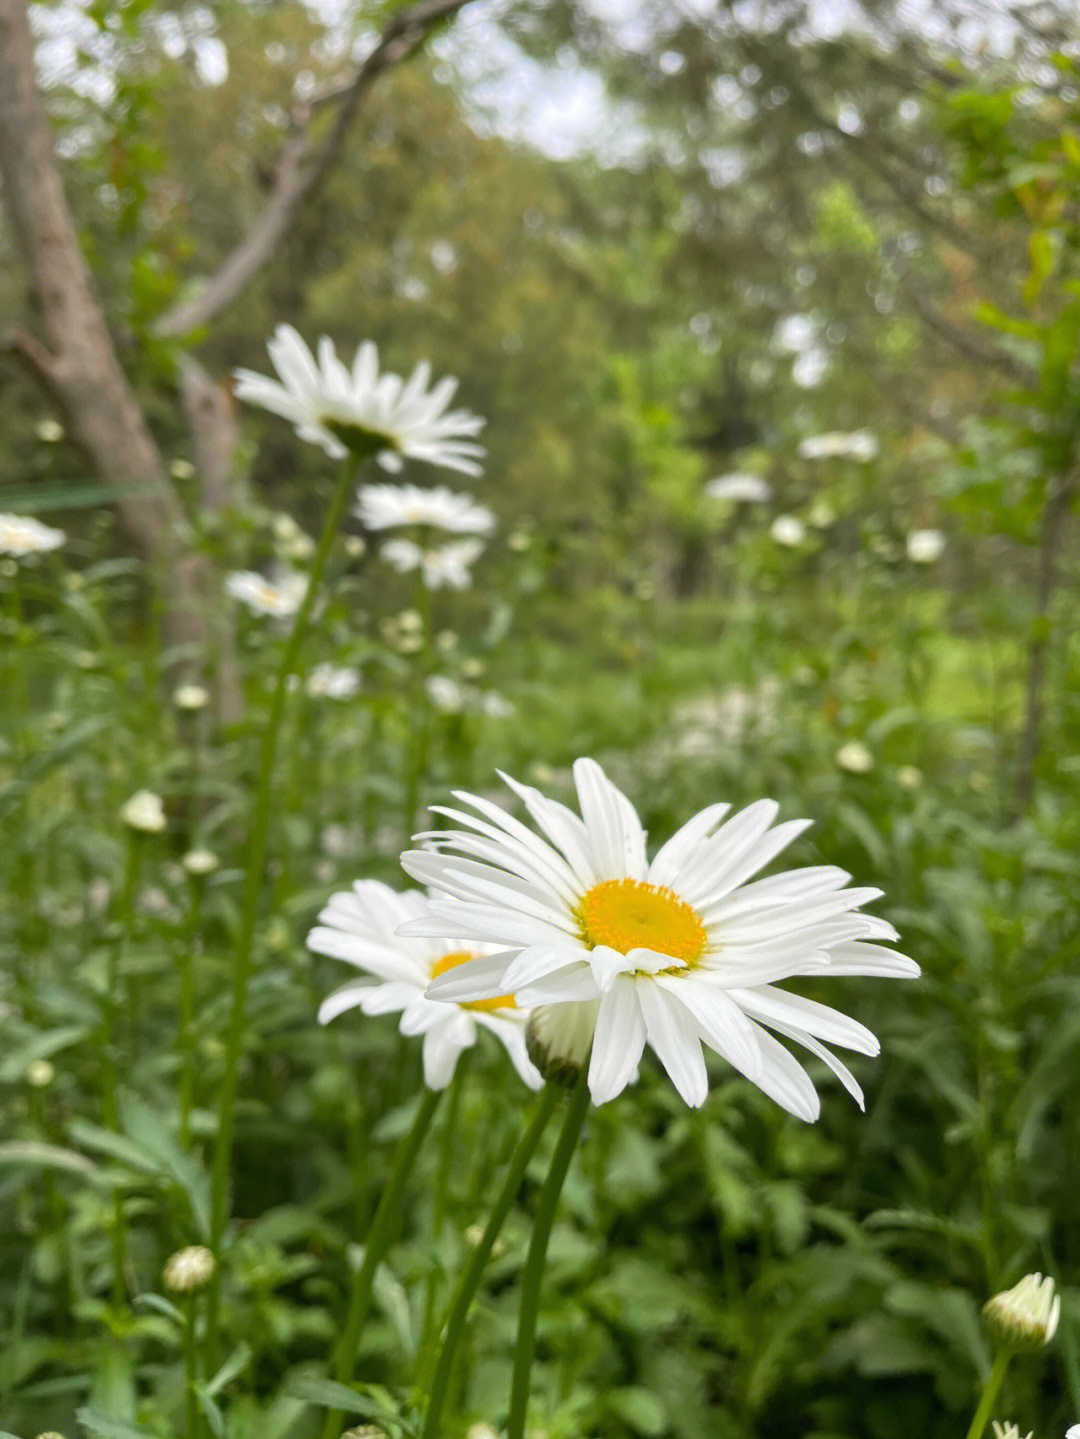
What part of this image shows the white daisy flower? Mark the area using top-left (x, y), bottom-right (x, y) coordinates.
top-left (308, 880), bottom-right (542, 1091)
top-left (770, 515), bottom-right (806, 547)
top-left (355, 483), bottom-right (495, 535)
top-left (0, 513), bottom-right (66, 557)
top-left (1066, 1426), bottom-right (1080, 1438)
top-left (798, 430), bottom-right (878, 462)
top-left (403, 759), bottom-right (918, 1116)
top-left (225, 569), bottom-right (307, 618)
top-left (427, 675), bottom-right (467, 712)
top-left (705, 473), bottom-right (772, 504)
top-left (306, 663), bottom-right (362, 699)
top-left (991, 1424), bottom-right (1032, 1439)
top-left (906, 528), bottom-right (946, 563)
top-left (380, 537), bottom-right (484, 590)
top-left (234, 325), bottom-right (485, 473)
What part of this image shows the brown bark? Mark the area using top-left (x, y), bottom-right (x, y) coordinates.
top-left (0, 0), bottom-right (242, 722)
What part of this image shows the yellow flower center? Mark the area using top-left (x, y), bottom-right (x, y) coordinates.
top-left (576, 879), bottom-right (707, 965)
top-left (430, 950), bottom-right (516, 1012)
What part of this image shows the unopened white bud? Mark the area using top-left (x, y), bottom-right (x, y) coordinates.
top-left (525, 1001), bottom-right (598, 1087)
top-left (120, 790), bottom-right (166, 833)
top-left (182, 850), bottom-right (219, 877)
top-left (984, 1273), bottom-right (1060, 1350)
top-left (162, 1245), bottom-right (216, 1293)
top-left (173, 684), bottom-right (209, 711)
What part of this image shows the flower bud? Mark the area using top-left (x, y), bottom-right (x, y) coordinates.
top-left (162, 1245), bottom-right (216, 1293)
top-left (984, 1273), bottom-right (1060, 1350)
top-left (525, 1001), bottom-right (598, 1087)
top-left (120, 790), bottom-right (167, 834)
top-left (173, 684), bottom-right (209, 711)
top-left (182, 849), bottom-right (220, 877)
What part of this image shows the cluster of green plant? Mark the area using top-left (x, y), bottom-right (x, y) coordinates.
top-left (2, 425), bottom-right (1079, 1437)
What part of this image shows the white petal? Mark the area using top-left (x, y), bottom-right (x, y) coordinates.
top-left (513, 964), bottom-right (601, 1006)
top-left (572, 758), bottom-right (648, 879)
top-left (317, 981), bottom-right (373, 1024)
top-left (648, 802), bottom-right (731, 887)
top-left (497, 771), bottom-right (600, 888)
top-left (501, 944), bottom-right (591, 993)
top-left (704, 865), bottom-right (851, 923)
top-left (718, 888), bottom-right (884, 943)
top-left (424, 952), bottom-right (516, 1004)
top-left (769, 1022), bottom-right (866, 1109)
top-left (636, 978), bottom-right (710, 1107)
top-left (475, 1014), bottom-right (544, 1089)
top-left (588, 978), bottom-right (647, 1104)
top-left (654, 974), bottom-right (762, 1079)
top-left (729, 986), bottom-right (879, 1055)
top-left (422, 1012), bottom-right (475, 1089)
top-left (398, 899), bottom-right (569, 948)
top-left (746, 1025), bottom-right (821, 1122)
top-left (823, 942), bottom-right (920, 977)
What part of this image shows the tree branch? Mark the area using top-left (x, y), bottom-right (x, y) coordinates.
top-left (155, 0), bottom-right (471, 338)
top-left (1, 325), bottom-right (62, 391)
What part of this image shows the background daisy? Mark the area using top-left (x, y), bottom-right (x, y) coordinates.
top-left (308, 879), bottom-right (541, 1091)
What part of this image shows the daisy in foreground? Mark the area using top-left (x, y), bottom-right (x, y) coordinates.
top-left (308, 879), bottom-right (541, 1091)
top-left (403, 758), bottom-right (918, 1116)
top-left (234, 325), bottom-right (484, 474)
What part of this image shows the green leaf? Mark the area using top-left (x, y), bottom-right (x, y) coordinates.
top-left (607, 1386), bottom-right (667, 1436)
top-left (0, 1026), bottom-right (91, 1084)
top-left (76, 1409), bottom-right (160, 1439)
top-left (0, 717), bottom-right (112, 819)
top-left (0, 1141), bottom-right (97, 1177)
top-left (204, 1343), bottom-right (252, 1398)
top-left (283, 1376), bottom-right (380, 1414)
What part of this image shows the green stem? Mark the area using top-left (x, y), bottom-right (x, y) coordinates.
top-left (320, 1088), bottom-right (442, 1439)
top-left (421, 1083), bottom-right (563, 1439)
top-left (964, 1349), bottom-right (1012, 1439)
top-left (183, 1293), bottom-right (200, 1439)
top-left (178, 874), bottom-right (204, 1148)
top-left (418, 1053), bottom-right (470, 1382)
top-left (105, 831), bottom-right (141, 1305)
top-left (507, 1069), bottom-right (589, 1439)
top-left (205, 451), bottom-right (366, 1360)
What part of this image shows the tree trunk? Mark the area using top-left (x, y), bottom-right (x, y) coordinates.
top-left (0, 0), bottom-right (241, 723)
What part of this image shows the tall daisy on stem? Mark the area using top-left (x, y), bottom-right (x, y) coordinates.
top-left (204, 328), bottom-right (483, 1364)
top-left (408, 758), bottom-right (918, 1439)
top-left (308, 879), bottom-right (540, 1439)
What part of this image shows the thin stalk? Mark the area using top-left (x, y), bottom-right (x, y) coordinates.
top-left (418, 1053), bottom-right (470, 1382)
top-left (320, 1088), bottom-right (442, 1439)
top-left (507, 1070), bottom-right (589, 1439)
top-left (964, 1349), bottom-right (1011, 1439)
top-left (205, 450), bottom-right (366, 1360)
top-left (105, 830), bottom-right (141, 1305)
top-left (177, 873), bottom-right (205, 1148)
top-left (421, 1083), bottom-right (562, 1439)
top-left (183, 1293), bottom-right (201, 1439)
